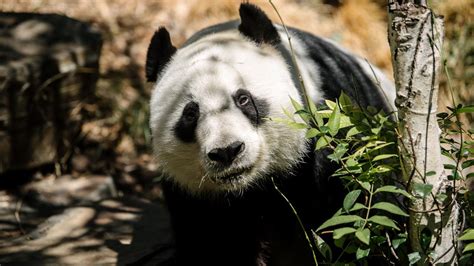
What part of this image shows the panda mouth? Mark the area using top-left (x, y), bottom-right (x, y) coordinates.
top-left (209, 167), bottom-right (252, 184)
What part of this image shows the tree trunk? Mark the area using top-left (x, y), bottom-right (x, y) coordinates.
top-left (388, 1), bottom-right (459, 264)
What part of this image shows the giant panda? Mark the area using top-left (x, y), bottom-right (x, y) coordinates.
top-left (146, 3), bottom-right (395, 266)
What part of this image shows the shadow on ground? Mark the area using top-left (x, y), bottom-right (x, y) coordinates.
top-left (0, 175), bottom-right (175, 265)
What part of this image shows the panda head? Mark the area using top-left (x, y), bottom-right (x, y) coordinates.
top-left (148, 4), bottom-right (308, 195)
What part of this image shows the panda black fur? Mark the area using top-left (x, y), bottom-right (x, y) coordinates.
top-left (147, 4), bottom-right (395, 266)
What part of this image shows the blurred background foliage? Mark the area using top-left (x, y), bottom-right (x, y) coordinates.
top-left (0, 0), bottom-right (471, 194)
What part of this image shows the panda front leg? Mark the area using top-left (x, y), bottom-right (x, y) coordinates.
top-left (161, 181), bottom-right (266, 266)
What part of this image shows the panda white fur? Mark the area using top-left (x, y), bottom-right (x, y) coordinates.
top-left (147, 3), bottom-right (395, 266)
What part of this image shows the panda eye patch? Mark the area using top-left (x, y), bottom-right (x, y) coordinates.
top-left (174, 101), bottom-right (200, 142)
top-left (233, 89), bottom-right (269, 126)
top-left (183, 103), bottom-right (199, 122)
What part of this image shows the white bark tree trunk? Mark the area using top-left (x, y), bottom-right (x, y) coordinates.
top-left (388, 1), bottom-right (459, 264)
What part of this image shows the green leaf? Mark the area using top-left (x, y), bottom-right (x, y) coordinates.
top-left (356, 247), bottom-right (370, 260)
top-left (328, 143), bottom-right (349, 162)
top-left (372, 165), bottom-right (393, 174)
top-left (290, 97), bottom-right (304, 112)
top-left (459, 253), bottom-right (473, 264)
top-left (426, 171), bottom-right (436, 176)
top-left (327, 103), bottom-right (341, 136)
top-left (339, 115), bottom-right (353, 129)
top-left (372, 154), bottom-right (398, 162)
top-left (368, 215), bottom-right (400, 230)
top-left (339, 92), bottom-right (353, 113)
top-left (288, 122), bottom-right (308, 129)
top-left (333, 227), bottom-right (357, 240)
top-left (367, 142), bottom-right (395, 152)
top-left (463, 242), bottom-right (474, 253)
top-left (360, 182), bottom-right (371, 192)
top-left (349, 203), bottom-right (367, 212)
top-left (437, 112), bottom-right (449, 119)
top-left (313, 233), bottom-right (333, 261)
top-left (315, 136), bottom-right (332, 150)
top-left (355, 228), bottom-right (370, 245)
top-left (316, 215), bottom-right (364, 232)
top-left (282, 107), bottom-right (294, 120)
top-left (460, 229), bottom-right (474, 241)
top-left (343, 190), bottom-right (361, 212)
top-left (325, 99), bottom-right (337, 110)
top-left (305, 128), bottom-right (320, 138)
top-left (444, 163), bottom-right (456, 170)
top-left (462, 159), bottom-right (474, 169)
top-left (371, 202), bottom-right (409, 217)
top-left (467, 172), bottom-right (474, 179)
top-left (412, 183), bottom-right (433, 198)
top-left (392, 237), bottom-right (407, 249)
top-left (408, 252), bottom-right (421, 265)
top-left (320, 125), bottom-right (330, 134)
top-left (375, 185), bottom-right (413, 199)
top-left (313, 110), bottom-right (324, 126)
top-left (457, 105), bottom-right (474, 113)
top-left (346, 126), bottom-right (361, 138)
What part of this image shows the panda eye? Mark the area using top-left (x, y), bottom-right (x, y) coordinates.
top-left (238, 94), bottom-right (250, 106)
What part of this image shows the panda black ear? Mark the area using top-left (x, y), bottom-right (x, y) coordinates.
top-left (238, 3), bottom-right (280, 45)
top-left (146, 27), bottom-right (177, 82)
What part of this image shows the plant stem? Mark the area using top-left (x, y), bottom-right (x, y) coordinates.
top-left (272, 177), bottom-right (318, 265)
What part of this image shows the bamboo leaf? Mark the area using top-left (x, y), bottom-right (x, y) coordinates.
top-left (282, 107), bottom-right (294, 120)
top-left (328, 103), bottom-right (341, 136)
top-left (372, 154), bottom-right (398, 162)
top-left (360, 182), bottom-right (371, 192)
top-left (288, 122), bottom-right (308, 129)
top-left (316, 215), bottom-right (363, 232)
top-left (375, 185), bottom-right (413, 199)
top-left (315, 136), bottom-right (332, 150)
top-left (339, 115), bottom-right (353, 129)
top-left (328, 143), bottom-right (348, 162)
top-left (368, 215), bottom-right (400, 230)
top-left (349, 203), bottom-right (367, 212)
top-left (457, 105), bottom-right (474, 113)
top-left (325, 99), bottom-right (337, 110)
top-left (426, 171), bottom-right (436, 176)
top-left (333, 227), bottom-right (357, 240)
top-left (305, 128), bottom-right (320, 138)
top-left (460, 229), bottom-right (474, 241)
top-left (339, 92), bottom-right (353, 113)
top-left (343, 190), bottom-right (361, 212)
top-left (313, 233), bottom-right (332, 261)
top-left (346, 126), bottom-right (361, 138)
top-left (290, 97), bottom-right (303, 112)
top-left (463, 242), bottom-right (474, 253)
top-left (372, 202), bottom-right (409, 217)
top-left (355, 228), bottom-right (370, 245)
top-left (462, 159), bottom-right (474, 169)
top-left (392, 237), bottom-right (407, 249)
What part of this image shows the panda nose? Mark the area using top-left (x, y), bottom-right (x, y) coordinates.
top-left (207, 141), bottom-right (245, 166)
